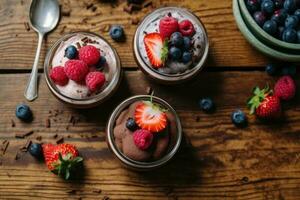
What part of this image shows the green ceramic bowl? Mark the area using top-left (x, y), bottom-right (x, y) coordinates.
top-left (233, 0), bottom-right (300, 62)
top-left (238, 0), bottom-right (300, 52)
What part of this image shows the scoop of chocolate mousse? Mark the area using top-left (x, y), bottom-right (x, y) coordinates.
top-left (113, 101), bottom-right (172, 162)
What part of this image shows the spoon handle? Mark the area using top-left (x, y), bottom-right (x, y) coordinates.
top-left (24, 33), bottom-right (44, 101)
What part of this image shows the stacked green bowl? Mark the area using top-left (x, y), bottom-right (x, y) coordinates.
top-left (233, 0), bottom-right (300, 62)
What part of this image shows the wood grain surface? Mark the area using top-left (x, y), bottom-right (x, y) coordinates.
top-left (1, 72), bottom-right (300, 200)
top-left (0, 0), bottom-right (271, 70)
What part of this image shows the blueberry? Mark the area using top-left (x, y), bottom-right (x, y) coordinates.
top-left (253, 11), bottom-right (267, 26)
top-left (294, 9), bottom-right (300, 19)
top-left (109, 25), bottom-right (124, 41)
top-left (261, 0), bottom-right (275, 14)
top-left (96, 56), bottom-right (106, 69)
top-left (231, 110), bottom-right (247, 127)
top-left (285, 15), bottom-right (299, 28)
top-left (263, 20), bottom-right (277, 35)
top-left (169, 47), bottom-right (182, 61)
top-left (15, 104), bottom-right (32, 122)
top-left (271, 9), bottom-right (288, 25)
top-left (170, 32), bottom-right (183, 47)
top-left (29, 143), bottom-right (43, 159)
top-left (297, 30), bottom-right (300, 43)
top-left (183, 37), bottom-right (191, 50)
top-left (284, 0), bottom-right (297, 13)
top-left (273, 0), bottom-right (284, 8)
top-left (126, 118), bottom-right (138, 131)
top-left (282, 28), bottom-right (298, 43)
top-left (181, 51), bottom-right (192, 64)
top-left (282, 65), bottom-right (297, 76)
top-left (246, 0), bottom-right (260, 13)
top-left (199, 98), bottom-right (215, 113)
top-left (64, 45), bottom-right (78, 59)
top-left (265, 63), bottom-right (279, 75)
top-left (277, 26), bottom-right (285, 38)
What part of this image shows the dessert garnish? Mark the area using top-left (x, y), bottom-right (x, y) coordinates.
top-left (133, 129), bottom-right (154, 150)
top-left (126, 117), bottom-right (139, 131)
top-left (50, 66), bottom-right (69, 86)
top-left (42, 143), bottom-right (83, 180)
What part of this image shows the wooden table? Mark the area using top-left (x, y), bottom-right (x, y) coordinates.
top-left (1, 0), bottom-right (300, 199)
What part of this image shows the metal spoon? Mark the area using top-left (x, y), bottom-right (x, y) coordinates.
top-left (24, 0), bottom-right (60, 101)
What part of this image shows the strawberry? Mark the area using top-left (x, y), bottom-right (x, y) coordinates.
top-left (159, 16), bottom-right (179, 39)
top-left (144, 33), bottom-right (168, 68)
top-left (274, 75), bottom-right (296, 101)
top-left (134, 101), bottom-right (167, 133)
top-left (247, 86), bottom-right (282, 119)
top-left (42, 143), bottom-right (83, 180)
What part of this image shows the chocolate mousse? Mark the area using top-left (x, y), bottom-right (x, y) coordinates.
top-left (113, 101), bottom-right (176, 162)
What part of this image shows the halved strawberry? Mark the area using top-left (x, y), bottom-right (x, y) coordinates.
top-left (134, 101), bottom-right (168, 133)
top-left (144, 33), bottom-right (168, 68)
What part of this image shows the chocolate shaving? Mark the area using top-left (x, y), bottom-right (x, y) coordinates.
top-left (45, 118), bottom-right (51, 128)
top-left (131, 17), bottom-right (140, 25)
top-left (91, 6), bottom-right (97, 12)
top-left (36, 136), bottom-right (42, 141)
top-left (53, 134), bottom-right (58, 139)
top-left (20, 140), bottom-right (32, 152)
top-left (86, 3), bottom-right (93, 10)
top-left (67, 189), bottom-right (77, 194)
top-left (15, 130), bottom-right (34, 139)
top-left (142, 0), bottom-right (153, 8)
top-left (56, 136), bottom-right (64, 144)
top-left (11, 119), bottom-right (15, 127)
top-left (24, 22), bottom-right (30, 31)
top-left (103, 196), bottom-right (110, 200)
top-left (62, 10), bottom-right (70, 17)
top-left (15, 152), bottom-right (21, 160)
top-left (2, 141), bottom-right (9, 155)
top-left (76, 42), bottom-right (81, 49)
top-left (92, 189), bottom-right (102, 194)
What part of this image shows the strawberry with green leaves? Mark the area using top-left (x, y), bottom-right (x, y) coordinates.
top-left (42, 143), bottom-right (83, 180)
top-left (247, 86), bottom-right (282, 119)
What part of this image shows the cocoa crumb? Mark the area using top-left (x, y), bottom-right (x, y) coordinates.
top-left (11, 119), bottom-right (15, 127)
top-left (15, 131), bottom-right (34, 139)
top-left (56, 136), bottom-right (64, 144)
top-left (24, 22), bottom-right (30, 31)
top-left (131, 17), bottom-right (140, 25)
top-left (45, 118), bottom-right (51, 128)
top-left (62, 10), bottom-right (70, 17)
top-left (86, 3), bottom-right (93, 10)
top-left (93, 189), bottom-right (102, 194)
top-left (103, 196), bottom-right (110, 200)
top-left (53, 134), bottom-right (58, 139)
top-left (36, 136), bottom-right (42, 141)
top-left (91, 6), bottom-right (97, 12)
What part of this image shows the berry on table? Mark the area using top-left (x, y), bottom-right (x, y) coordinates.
top-left (261, 0), bottom-right (275, 14)
top-left (170, 32), bottom-right (184, 47)
top-left (79, 45), bottom-right (101, 66)
top-left (169, 46), bottom-right (182, 61)
top-left (183, 36), bottom-right (191, 50)
top-left (64, 60), bottom-right (89, 82)
top-left (29, 143), bottom-right (43, 159)
top-left (253, 11), bottom-right (267, 27)
top-left (282, 28), bottom-right (297, 43)
top-left (199, 98), bottom-right (215, 113)
top-left (15, 104), bottom-right (33, 122)
top-left (263, 20), bottom-right (277, 35)
top-left (85, 71), bottom-right (106, 92)
top-left (179, 20), bottom-right (195, 37)
top-left (285, 15), bottom-right (299, 29)
top-left (284, 0), bottom-right (297, 13)
top-left (109, 25), bottom-right (124, 41)
top-left (265, 63), bottom-right (279, 76)
top-left (126, 118), bottom-right (138, 131)
top-left (282, 65), bottom-right (297, 76)
top-left (133, 129), bottom-right (154, 150)
top-left (50, 66), bottom-right (69, 86)
top-left (231, 110), bottom-right (248, 127)
top-left (274, 75), bottom-right (296, 100)
top-left (159, 16), bottom-right (179, 39)
top-left (182, 51), bottom-right (192, 64)
top-left (64, 45), bottom-right (78, 59)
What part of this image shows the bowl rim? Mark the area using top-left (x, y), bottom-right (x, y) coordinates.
top-left (106, 95), bottom-right (183, 170)
top-left (133, 6), bottom-right (209, 84)
top-left (44, 31), bottom-right (122, 108)
top-left (233, 0), bottom-right (300, 62)
top-left (238, 0), bottom-right (300, 50)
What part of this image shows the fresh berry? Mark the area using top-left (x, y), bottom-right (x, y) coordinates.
top-left (96, 56), bottom-right (106, 69)
top-left (295, 9), bottom-right (300, 19)
top-left (253, 11), bottom-right (267, 26)
top-left (284, 0), bottom-right (297, 13)
top-left (282, 65), bottom-right (297, 76)
top-left (246, 0), bottom-right (260, 13)
top-left (247, 86), bottom-right (281, 119)
top-left (263, 20), bottom-right (277, 35)
top-left (159, 16), bottom-right (179, 39)
top-left (42, 143), bottom-right (83, 180)
top-left (134, 101), bottom-right (167, 133)
top-left (274, 0), bottom-right (284, 8)
top-left (183, 36), bottom-right (191, 50)
top-left (50, 66), bottom-right (69, 86)
top-left (15, 104), bottom-right (32, 122)
top-left (144, 33), bottom-right (168, 68)
top-left (182, 51), bottom-right (192, 64)
top-left (265, 63), bottom-right (279, 76)
top-left (170, 32), bottom-right (183, 47)
top-left (78, 45), bottom-right (100, 66)
top-left (277, 26), bottom-right (285, 38)
top-left (178, 20), bottom-right (195, 37)
top-left (271, 9), bottom-right (288, 25)
top-left (29, 143), bottom-right (43, 159)
top-left (261, 0), bottom-right (275, 14)
top-left (64, 60), bottom-right (89, 82)
top-left (64, 45), bottom-right (78, 59)
top-left (133, 129), bottom-right (153, 150)
top-left (274, 75), bottom-right (296, 100)
top-left (109, 25), bottom-right (124, 41)
top-left (282, 28), bottom-right (297, 43)
top-left (169, 46), bottom-right (182, 61)
top-left (231, 110), bottom-right (247, 127)
top-left (199, 98), bottom-right (215, 112)
top-left (285, 15), bottom-right (299, 28)
top-left (126, 118), bottom-right (139, 131)
top-left (85, 71), bottom-right (106, 92)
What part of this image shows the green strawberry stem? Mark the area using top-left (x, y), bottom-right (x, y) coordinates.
top-left (53, 153), bottom-right (83, 180)
top-left (161, 39), bottom-right (169, 65)
top-left (247, 85), bottom-right (272, 115)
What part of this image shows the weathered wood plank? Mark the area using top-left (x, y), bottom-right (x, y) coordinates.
top-left (0, 71), bottom-right (300, 199)
top-left (0, 0), bottom-right (270, 70)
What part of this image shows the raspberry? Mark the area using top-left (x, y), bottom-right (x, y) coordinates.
top-left (79, 45), bottom-right (101, 66)
top-left (85, 71), bottom-right (106, 92)
top-left (159, 16), bottom-right (179, 39)
top-left (50, 66), bottom-right (69, 86)
top-left (64, 60), bottom-right (89, 82)
top-left (133, 129), bottom-right (153, 150)
top-left (179, 20), bottom-right (195, 37)
top-left (274, 75), bottom-right (296, 100)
